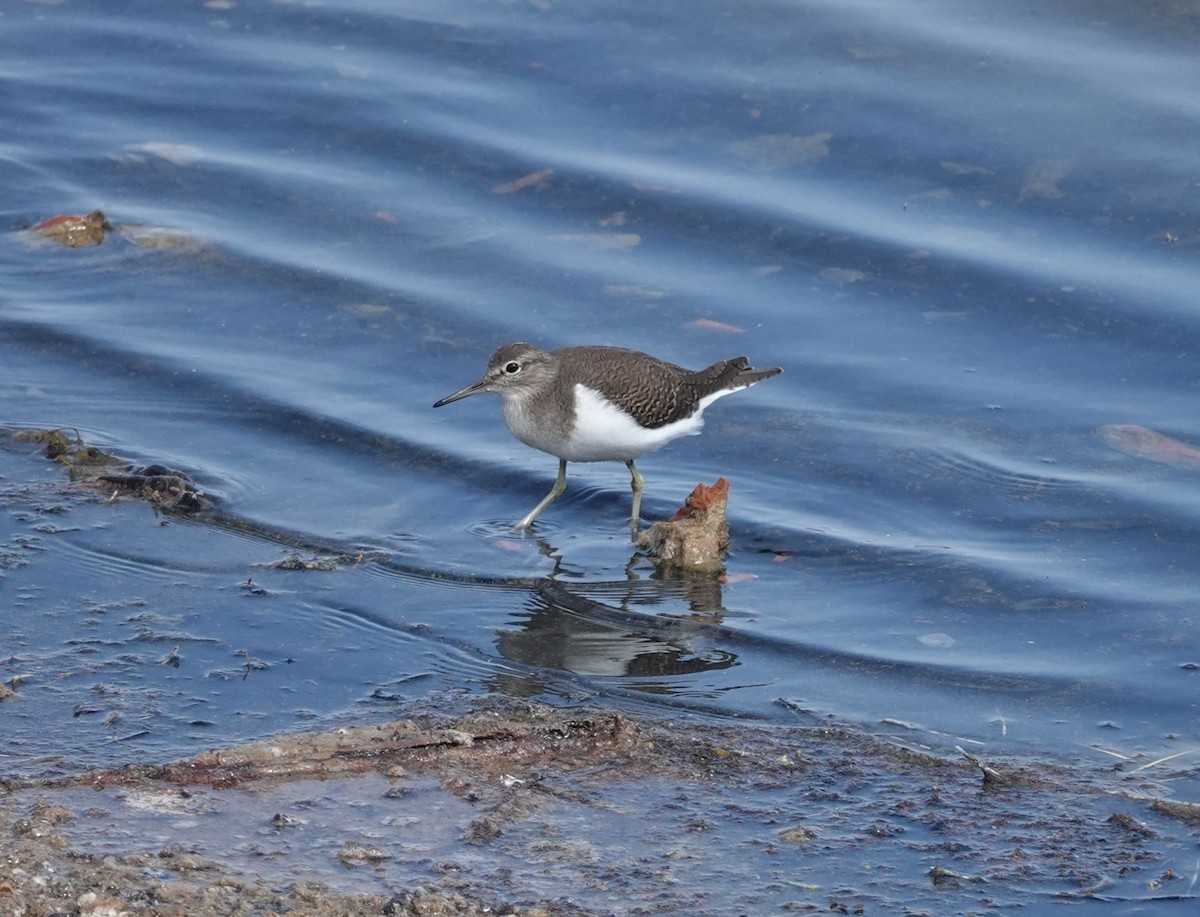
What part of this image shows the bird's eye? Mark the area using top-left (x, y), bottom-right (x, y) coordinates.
top-left (504, 361), bottom-right (521, 374)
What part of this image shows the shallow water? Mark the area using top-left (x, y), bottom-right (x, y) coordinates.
top-left (3, 0), bottom-right (1199, 806)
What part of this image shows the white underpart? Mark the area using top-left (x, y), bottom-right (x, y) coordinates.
top-left (560, 383), bottom-right (749, 462)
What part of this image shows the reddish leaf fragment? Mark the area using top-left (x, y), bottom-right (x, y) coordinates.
top-left (686, 318), bottom-right (745, 334)
top-left (492, 168), bottom-right (555, 194)
top-left (669, 477), bottom-right (730, 522)
top-left (718, 572), bottom-right (758, 585)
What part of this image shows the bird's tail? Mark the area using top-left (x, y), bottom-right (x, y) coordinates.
top-left (691, 357), bottom-right (782, 397)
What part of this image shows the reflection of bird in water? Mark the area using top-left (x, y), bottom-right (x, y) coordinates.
top-left (495, 586), bottom-right (737, 679)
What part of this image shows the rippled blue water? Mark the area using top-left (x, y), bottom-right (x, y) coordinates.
top-left (2, 0), bottom-right (1199, 788)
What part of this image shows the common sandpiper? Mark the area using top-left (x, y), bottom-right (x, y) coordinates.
top-left (433, 342), bottom-right (781, 534)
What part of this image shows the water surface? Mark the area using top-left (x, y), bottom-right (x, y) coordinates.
top-left (2, 0), bottom-right (1199, 801)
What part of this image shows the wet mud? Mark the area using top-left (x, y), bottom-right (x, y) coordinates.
top-left (3, 703), bottom-right (1199, 915)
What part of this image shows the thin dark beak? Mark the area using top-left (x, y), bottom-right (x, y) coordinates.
top-left (432, 379), bottom-right (488, 407)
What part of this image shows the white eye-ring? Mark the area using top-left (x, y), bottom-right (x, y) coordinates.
top-left (504, 361), bottom-right (521, 374)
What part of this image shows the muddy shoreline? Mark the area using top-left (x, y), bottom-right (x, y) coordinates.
top-left (3, 701), bottom-right (1197, 915)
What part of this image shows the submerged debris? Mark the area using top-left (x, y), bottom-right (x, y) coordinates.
top-left (96, 468), bottom-right (205, 512)
top-left (1097, 423), bottom-right (1200, 470)
top-left (336, 842), bottom-right (392, 866)
top-left (7, 428), bottom-right (205, 513)
top-left (1107, 811), bottom-right (1157, 837)
top-left (929, 865), bottom-right (985, 887)
top-left (729, 131), bottom-right (833, 169)
top-left (636, 477), bottom-right (730, 573)
top-left (13, 428), bottom-right (121, 473)
top-left (1150, 797), bottom-right (1200, 825)
top-left (1019, 158), bottom-right (1072, 200)
top-left (491, 167), bottom-right (554, 194)
top-left (957, 745), bottom-right (1039, 788)
top-left (112, 222), bottom-right (209, 253)
top-left (260, 553), bottom-right (350, 571)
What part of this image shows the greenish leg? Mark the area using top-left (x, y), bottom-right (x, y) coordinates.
top-left (627, 459), bottom-right (644, 537)
top-left (516, 458), bottom-right (568, 530)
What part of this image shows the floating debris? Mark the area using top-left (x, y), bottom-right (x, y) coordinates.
top-left (96, 468), bottom-right (205, 512)
top-left (23, 209), bottom-right (213, 255)
top-left (1150, 797), bottom-right (1200, 825)
top-left (778, 824), bottom-right (817, 844)
top-left (686, 318), bottom-right (745, 334)
top-left (1107, 811), bottom-right (1157, 838)
top-left (491, 167), bottom-right (554, 194)
top-left (30, 210), bottom-right (110, 247)
top-left (261, 553), bottom-right (347, 571)
top-left (956, 746), bottom-right (1039, 788)
top-left (336, 842), bottom-right (393, 866)
top-left (239, 579), bottom-right (267, 596)
top-left (13, 429), bottom-right (119, 471)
